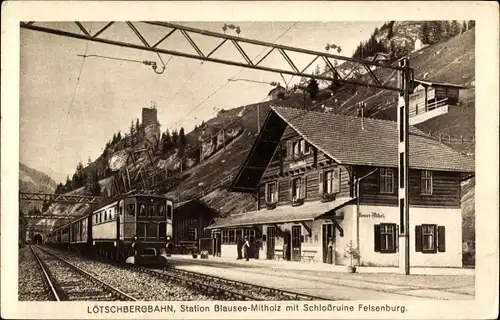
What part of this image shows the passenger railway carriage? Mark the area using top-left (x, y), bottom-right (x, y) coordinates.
top-left (47, 193), bottom-right (174, 265)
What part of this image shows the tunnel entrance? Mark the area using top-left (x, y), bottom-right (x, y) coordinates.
top-left (33, 234), bottom-right (43, 244)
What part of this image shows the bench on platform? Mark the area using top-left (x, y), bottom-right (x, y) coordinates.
top-left (274, 249), bottom-right (284, 260)
top-left (300, 250), bottom-right (317, 262)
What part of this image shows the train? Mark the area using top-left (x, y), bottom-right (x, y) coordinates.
top-left (46, 193), bottom-right (175, 265)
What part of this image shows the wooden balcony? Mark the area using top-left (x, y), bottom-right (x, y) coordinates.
top-left (409, 98), bottom-right (449, 125)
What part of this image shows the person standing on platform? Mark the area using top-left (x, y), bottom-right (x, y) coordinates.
top-left (326, 237), bottom-right (334, 264)
top-left (236, 236), bottom-right (243, 260)
top-left (255, 239), bottom-right (261, 259)
top-left (243, 236), bottom-right (250, 261)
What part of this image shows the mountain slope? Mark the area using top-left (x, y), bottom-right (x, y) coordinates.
top-left (19, 163), bottom-right (57, 212)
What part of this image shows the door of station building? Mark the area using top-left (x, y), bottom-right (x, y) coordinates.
top-left (322, 224), bottom-right (335, 263)
top-left (213, 232), bottom-right (221, 257)
top-left (291, 225), bottom-right (301, 261)
top-left (266, 226), bottom-right (276, 259)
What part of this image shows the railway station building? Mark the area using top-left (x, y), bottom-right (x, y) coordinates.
top-left (206, 106), bottom-right (474, 268)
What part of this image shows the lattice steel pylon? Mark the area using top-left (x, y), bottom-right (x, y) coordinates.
top-left (21, 21), bottom-right (414, 274)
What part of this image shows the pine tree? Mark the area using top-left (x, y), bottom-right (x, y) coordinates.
top-left (467, 20), bottom-right (475, 30)
top-left (314, 65), bottom-right (321, 76)
top-left (421, 22), bottom-right (430, 44)
top-left (306, 78), bottom-right (319, 100)
top-left (136, 118), bottom-right (141, 134)
top-left (171, 129), bottom-right (179, 146)
top-left (130, 120), bottom-right (135, 136)
top-left (85, 170), bottom-right (101, 196)
top-left (179, 127), bottom-right (186, 146)
top-left (461, 21), bottom-right (467, 33)
top-left (449, 20), bottom-right (460, 38)
top-left (87, 157), bottom-right (92, 166)
top-left (117, 131), bottom-right (122, 141)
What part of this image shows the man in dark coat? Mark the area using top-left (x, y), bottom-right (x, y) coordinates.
top-left (236, 236), bottom-right (243, 260)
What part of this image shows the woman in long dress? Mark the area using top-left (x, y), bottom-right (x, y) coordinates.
top-left (326, 237), bottom-right (334, 264)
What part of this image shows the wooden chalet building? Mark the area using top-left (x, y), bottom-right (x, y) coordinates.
top-left (173, 199), bottom-right (222, 255)
top-left (206, 106), bottom-right (474, 268)
top-left (409, 79), bottom-right (467, 125)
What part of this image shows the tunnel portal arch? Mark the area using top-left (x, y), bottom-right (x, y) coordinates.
top-left (33, 233), bottom-right (43, 244)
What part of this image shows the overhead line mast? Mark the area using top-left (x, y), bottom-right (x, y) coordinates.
top-left (21, 21), bottom-right (413, 274)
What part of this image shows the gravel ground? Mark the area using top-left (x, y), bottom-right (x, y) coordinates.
top-left (18, 247), bottom-right (53, 301)
top-left (157, 268), bottom-right (300, 301)
top-left (41, 247), bottom-right (215, 301)
top-left (33, 247), bottom-right (118, 301)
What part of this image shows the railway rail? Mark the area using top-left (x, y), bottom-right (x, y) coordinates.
top-left (39, 246), bottom-right (327, 301)
top-left (30, 246), bottom-right (137, 301)
top-left (132, 265), bottom-right (328, 301)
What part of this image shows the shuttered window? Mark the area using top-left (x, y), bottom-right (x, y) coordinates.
top-left (415, 224), bottom-right (445, 253)
top-left (374, 223), bottom-right (397, 253)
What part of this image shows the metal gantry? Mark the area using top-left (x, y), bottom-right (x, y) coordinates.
top-left (21, 21), bottom-right (413, 274)
top-left (19, 192), bottom-right (103, 204)
top-left (20, 21), bottom-right (403, 93)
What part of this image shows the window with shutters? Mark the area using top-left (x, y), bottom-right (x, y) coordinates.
top-left (421, 225), bottom-right (435, 251)
top-left (379, 168), bottom-right (395, 194)
top-left (374, 223), bottom-right (397, 253)
top-left (415, 224), bottom-right (445, 253)
top-left (421, 170), bottom-right (433, 195)
top-left (266, 182), bottom-right (278, 203)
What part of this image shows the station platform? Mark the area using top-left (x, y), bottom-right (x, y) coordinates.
top-left (167, 255), bottom-right (475, 300)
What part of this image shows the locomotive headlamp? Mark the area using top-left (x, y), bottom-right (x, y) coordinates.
top-left (133, 235), bottom-right (138, 241)
top-left (166, 235), bottom-right (171, 241)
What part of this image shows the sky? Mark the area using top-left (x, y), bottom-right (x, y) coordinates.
top-left (20, 21), bottom-right (383, 183)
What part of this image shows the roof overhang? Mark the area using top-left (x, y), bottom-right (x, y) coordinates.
top-left (229, 110), bottom-right (289, 193)
top-left (205, 197), bottom-right (355, 230)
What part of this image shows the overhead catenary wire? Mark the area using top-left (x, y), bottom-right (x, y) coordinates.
top-left (171, 22), bottom-right (298, 126)
top-left (40, 24), bottom-right (94, 195)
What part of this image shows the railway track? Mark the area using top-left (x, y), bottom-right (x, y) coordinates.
top-left (136, 266), bottom-right (328, 301)
top-left (30, 246), bottom-right (137, 301)
top-left (39, 246), bottom-right (327, 301)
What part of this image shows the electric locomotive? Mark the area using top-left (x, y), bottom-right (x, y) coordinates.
top-left (47, 193), bottom-right (174, 265)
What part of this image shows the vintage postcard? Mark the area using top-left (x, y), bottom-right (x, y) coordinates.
top-left (1, 1), bottom-right (499, 319)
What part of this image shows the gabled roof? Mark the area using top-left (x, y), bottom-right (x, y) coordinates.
top-left (230, 106), bottom-right (475, 193)
top-left (173, 198), bottom-right (224, 218)
top-left (413, 79), bottom-right (467, 89)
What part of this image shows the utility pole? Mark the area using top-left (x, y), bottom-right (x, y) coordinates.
top-left (397, 57), bottom-right (411, 275)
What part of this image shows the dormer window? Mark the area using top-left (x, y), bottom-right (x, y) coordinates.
top-left (287, 139), bottom-right (311, 158)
